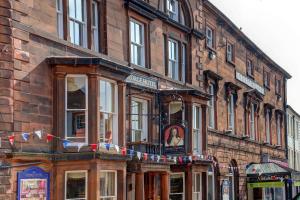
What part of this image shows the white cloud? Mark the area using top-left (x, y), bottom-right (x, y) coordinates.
top-left (209, 0), bottom-right (300, 113)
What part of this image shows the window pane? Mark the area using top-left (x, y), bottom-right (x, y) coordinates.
top-left (66, 172), bottom-right (86, 199)
top-left (66, 111), bottom-right (86, 141)
top-left (170, 174), bottom-right (184, 194)
top-left (99, 113), bottom-right (113, 143)
top-left (100, 172), bottom-right (116, 197)
top-left (69, 0), bottom-right (76, 19)
top-left (100, 80), bottom-right (114, 112)
top-left (207, 175), bottom-right (214, 200)
top-left (67, 76), bottom-right (86, 109)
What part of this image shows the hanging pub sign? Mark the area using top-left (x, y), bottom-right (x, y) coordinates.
top-left (164, 124), bottom-right (185, 154)
top-left (17, 166), bottom-right (50, 200)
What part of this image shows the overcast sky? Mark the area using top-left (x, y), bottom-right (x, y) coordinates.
top-left (209, 0), bottom-right (300, 113)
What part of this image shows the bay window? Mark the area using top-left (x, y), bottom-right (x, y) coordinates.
top-left (130, 19), bottom-right (145, 67)
top-left (193, 105), bottom-right (202, 153)
top-left (65, 75), bottom-right (88, 143)
top-left (208, 83), bottom-right (215, 128)
top-left (100, 171), bottom-right (117, 200)
top-left (170, 173), bottom-right (185, 200)
top-left (68, 0), bottom-right (87, 47)
top-left (228, 93), bottom-right (235, 133)
top-left (131, 98), bottom-right (148, 142)
top-left (65, 171), bottom-right (87, 200)
top-left (193, 172), bottom-right (202, 200)
top-left (99, 80), bottom-right (118, 144)
top-left (91, 1), bottom-right (99, 51)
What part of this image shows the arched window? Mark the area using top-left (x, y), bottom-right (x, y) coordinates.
top-left (228, 160), bottom-right (239, 200)
top-left (164, 0), bottom-right (190, 26)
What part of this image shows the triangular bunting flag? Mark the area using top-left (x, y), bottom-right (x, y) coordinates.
top-left (137, 152), bottom-right (142, 160)
top-left (150, 154), bottom-right (155, 161)
top-left (46, 134), bottom-right (54, 143)
top-left (105, 143), bottom-right (110, 151)
top-left (8, 135), bottom-right (15, 145)
top-left (34, 130), bottom-right (42, 139)
top-left (77, 143), bottom-right (84, 152)
top-left (178, 156), bottom-right (183, 164)
top-left (173, 156), bottom-right (177, 163)
top-left (90, 144), bottom-right (98, 152)
top-left (122, 147), bottom-right (127, 156)
top-left (143, 153), bottom-right (148, 161)
top-left (22, 132), bottom-right (30, 141)
top-left (62, 140), bottom-right (70, 148)
top-left (157, 155), bottom-right (160, 163)
top-left (129, 149), bottom-right (134, 158)
top-left (188, 156), bottom-right (193, 162)
top-left (114, 145), bottom-right (120, 153)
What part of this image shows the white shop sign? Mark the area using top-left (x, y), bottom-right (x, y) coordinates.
top-left (235, 71), bottom-right (265, 95)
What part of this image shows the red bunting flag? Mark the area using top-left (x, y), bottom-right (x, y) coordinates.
top-left (162, 155), bottom-right (167, 162)
top-left (46, 134), bottom-right (54, 143)
top-left (90, 144), bottom-right (97, 152)
top-left (143, 153), bottom-right (148, 161)
top-left (121, 147), bottom-right (127, 156)
top-left (178, 156), bottom-right (183, 164)
top-left (8, 135), bottom-right (15, 145)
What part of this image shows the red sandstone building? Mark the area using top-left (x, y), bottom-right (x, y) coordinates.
top-left (0, 0), bottom-right (293, 200)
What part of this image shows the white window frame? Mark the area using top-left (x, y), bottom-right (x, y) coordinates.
top-left (130, 19), bottom-right (145, 67)
top-left (277, 114), bottom-right (282, 145)
top-left (99, 78), bottom-right (118, 144)
top-left (169, 173), bottom-right (185, 200)
top-left (91, 1), bottom-right (99, 52)
top-left (65, 74), bottom-right (88, 144)
top-left (266, 109), bottom-right (271, 143)
top-left (206, 26), bottom-right (213, 48)
top-left (208, 83), bottom-right (215, 129)
top-left (207, 167), bottom-right (215, 200)
top-left (56, 0), bottom-right (64, 39)
top-left (181, 44), bottom-right (186, 83)
top-left (168, 39), bottom-right (179, 80)
top-left (99, 170), bottom-right (117, 200)
top-left (250, 103), bottom-right (256, 140)
top-left (193, 105), bottom-right (202, 154)
top-left (68, 0), bottom-right (87, 47)
top-left (131, 98), bottom-right (148, 142)
top-left (166, 0), bottom-right (179, 21)
top-left (65, 170), bottom-right (88, 200)
top-left (193, 172), bottom-right (202, 200)
top-left (228, 93), bottom-right (235, 133)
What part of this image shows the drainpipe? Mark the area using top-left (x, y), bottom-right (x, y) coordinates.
top-left (284, 78), bottom-right (288, 160)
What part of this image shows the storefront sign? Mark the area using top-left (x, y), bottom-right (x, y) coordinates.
top-left (126, 74), bottom-right (158, 90)
top-left (235, 71), bottom-right (265, 95)
top-left (164, 124), bottom-right (185, 154)
top-left (18, 167), bottom-right (50, 200)
top-left (294, 181), bottom-right (300, 186)
top-left (247, 181), bottom-right (284, 189)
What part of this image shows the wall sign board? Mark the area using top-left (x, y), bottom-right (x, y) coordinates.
top-left (126, 73), bottom-right (158, 90)
top-left (18, 167), bottom-right (50, 200)
top-left (236, 71), bottom-right (265, 95)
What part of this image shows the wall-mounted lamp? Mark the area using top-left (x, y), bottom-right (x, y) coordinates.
top-left (209, 51), bottom-right (216, 60)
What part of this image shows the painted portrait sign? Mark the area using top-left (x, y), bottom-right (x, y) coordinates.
top-left (164, 124), bottom-right (185, 154)
top-left (18, 167), bottom-right (50, 200)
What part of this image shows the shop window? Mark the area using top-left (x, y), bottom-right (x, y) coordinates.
top-left (207, 166), bottom-right (214, 200)
top-left (91, 1), bottom-right (99, 51)
top-left (265, 108), bottom-right (271, 144)
top-left (226, 42), bottom-right (234, 63)
top-left (169, 101), bottom-right (184, 124)
top-left (193, 172), bottom-right (202, 200)
top-left (247, 59), bottom-right (254, 78)
top-left (227, 93), bottom-right (235, 133)
top-left (65, 171), bottom-right (87, 200)
top-left (130, 19), bottom-right (145, 67)
top-left (206, 26), bottom-right (214, 49)
top-left (69, 0), bottom-right (87, 47)
top-left (100, 171), bottom-right (117, 200)
top-left (276, 114), bottom-right (282, 146)
top-left (193, 105), bottom-right (202, 153)
top-left (99, 80), bottom-right (118, 144)
top-left (65, 75), bottom-right (88, 143)
top-left (131, 98), bottom-right (148, 142)
top-left (208, 83), bottom-right (215, 129)
top-left (56, 0), bottom-right (63, 39)
top-left (263, 187), bottom-right (285, 200)
top-left (170, 173), bottom-right (185, 200)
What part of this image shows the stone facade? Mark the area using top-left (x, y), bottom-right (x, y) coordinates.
top-left (0, 0), bottom-right (291, 200)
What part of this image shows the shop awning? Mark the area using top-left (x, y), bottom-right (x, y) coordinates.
top-left (246, 163), bottom-right (289, 177)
